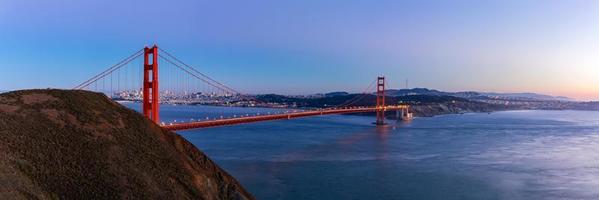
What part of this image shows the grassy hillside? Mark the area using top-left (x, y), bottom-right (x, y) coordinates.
top-left (0, 89), bottom-right (254, 200)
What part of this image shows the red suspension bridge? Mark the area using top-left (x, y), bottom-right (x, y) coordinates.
top-left (75, 45), bottom-right (412, 131)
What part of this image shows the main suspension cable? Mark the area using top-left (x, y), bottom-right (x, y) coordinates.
top-left (74, 49), bottom-right (143, 89)
top-left (334, 79), bottom-right (376, 108)
top-left (159, 48), bottom-right (241, 94)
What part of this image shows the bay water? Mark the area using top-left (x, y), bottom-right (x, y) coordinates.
top-left (125, 103), bottom-right (599, 200)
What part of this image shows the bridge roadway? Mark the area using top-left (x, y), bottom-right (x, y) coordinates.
top-left (161, 105), bottom-right (409, 131)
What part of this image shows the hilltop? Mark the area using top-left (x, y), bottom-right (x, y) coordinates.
top-left (0, 89), bottom-right (254, 199)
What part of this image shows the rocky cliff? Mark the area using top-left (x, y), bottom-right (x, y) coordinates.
top-left (0, 89), bottom-right (254, 200)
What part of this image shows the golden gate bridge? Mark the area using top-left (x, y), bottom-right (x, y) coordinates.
top-left (74, 45), bottom-right (412, 131)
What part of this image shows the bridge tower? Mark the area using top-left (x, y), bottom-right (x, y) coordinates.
top-left (375, 76), bottom-right (386, 125)
top-left (143, 45), bottom-right (159, 123)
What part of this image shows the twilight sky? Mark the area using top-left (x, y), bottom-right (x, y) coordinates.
top-left (1, 0), bottom-right (599, 100)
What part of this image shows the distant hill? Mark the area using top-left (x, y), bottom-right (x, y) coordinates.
top-left (0, 89), bottom-right (254, 199)
top-left (259, 91), bottom-right (486, 106)
top-left (571, 101), bottom-right (599, 110)
top-left (255, 92), bottom-right (506, 117)
top-left (385, 88), bottom-right (573, 101)
top-left (385, 88), bottom-right (447, 96)
top-left (252, 88), bottom-right (594, 115)
top-left (477, 92), bottom-right (573, 101)
top-left (256, 94), bottom-right (301, 103)
top-left (324, 91), bottom-right (349, 97)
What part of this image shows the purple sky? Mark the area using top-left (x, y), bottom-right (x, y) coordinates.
top-left (1, 0), bottom-right (598, 100)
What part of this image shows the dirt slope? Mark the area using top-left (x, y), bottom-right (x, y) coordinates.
top-left (0, 89), bottom-right (254, 200)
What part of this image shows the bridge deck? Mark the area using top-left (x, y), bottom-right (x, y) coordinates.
top-left (161, 106), bottom-right (408, 131)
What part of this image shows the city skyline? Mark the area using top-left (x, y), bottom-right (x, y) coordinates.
top-left (1, 0), bottom-right (599, 100)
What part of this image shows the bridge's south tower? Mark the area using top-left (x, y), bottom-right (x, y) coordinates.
top-left (375, 76), bottom-right (386, 125)
top-left (143, 45), bottom-right (159, 123)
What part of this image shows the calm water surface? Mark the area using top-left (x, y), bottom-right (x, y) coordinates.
top-left (125, 103), bottom-right (599, 200)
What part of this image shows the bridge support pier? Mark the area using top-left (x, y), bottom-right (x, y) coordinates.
top-left (143, 45), bottom-right (159, 124)
top-left (375, 76), bottom-right (386, 125)
top-left (396, 106), bottom-right (413, 121)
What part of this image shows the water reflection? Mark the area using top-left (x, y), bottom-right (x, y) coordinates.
top-left (375, 125), bottom-right (391, 161)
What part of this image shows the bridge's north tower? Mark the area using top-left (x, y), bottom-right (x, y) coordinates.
top-left (143, 45), bottom-right (159, 123)
top-left (375, 76), bottom-right (386, 125)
